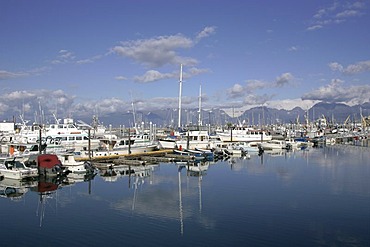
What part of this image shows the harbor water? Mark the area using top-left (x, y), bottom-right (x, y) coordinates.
top-left (0, 145), bottom-right (369, 247)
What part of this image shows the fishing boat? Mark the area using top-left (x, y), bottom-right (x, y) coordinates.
top-left (58, 153), bottom-right (95, 174)
top-left (0, 157), bottom-right (38, 180)
top-left (217, 126), bottom-right (272, 143)
top-left (112, 136), bottom-right (158, 154)
top-left (173, 149), bottom-right (206, 160)
top-left (259, 139), bottom-right (286, 150)
top-left (26, 153), bottom-right (69, 177)
top-left (237, 141), bottom-right (264, 153)
top-left (175, 130), bottom-right (212, 150)
top-left (13, 117), bottom-right (101, 152)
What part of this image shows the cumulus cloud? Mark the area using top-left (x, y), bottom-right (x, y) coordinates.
top-left (302, 79), bottom-right (370, 105)
top-left (307, 1), bottom-right (365, 31)
top-left (245, 80), bottom-right (268, 91)
top-left (227, 83), bottom-right (245, 98)
top-left (328, 62), bottom-right (344, 72)
top-left (275, 73), bottom-right (294, 87)
top-left (243, 94), bottom-right (273, 105)
top-left (226, 73), bottom-right (293, 103)
top-left (329, 60), bottom-right (370, 74)
top-left (112, 26), bottom-right (216, 68)
top-left (0, 89), bottom-right (78, 122)
top-left (112, 34), bottom-right (195, 68)
top-left (133, 70), bottom-right (175, 83)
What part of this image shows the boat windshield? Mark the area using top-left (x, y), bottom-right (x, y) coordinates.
top-left (5, 160), bottom-right (25, 169)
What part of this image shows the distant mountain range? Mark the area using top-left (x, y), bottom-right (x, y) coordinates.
top-left (84, 102), bottom-right (370, 128)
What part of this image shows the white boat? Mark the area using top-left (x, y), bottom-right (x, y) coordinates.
top-left (112, 136), bottom-right (158, 154)
top-left (175, 130), bottom-right (212, 150)
top-left (58, 153), bottom-right (95, 174)
top-left (285, 138), bottom-right (300, 150)
top-left (158, 136), bottom-right (179, 149)
top-left (237, 141), bottom-right (263, 153)
top-left (77, 135), bottom-right (158, 158)
top-left (260, 139), bottom-right (286, 150)
top-left (13, 118), bottom-right (100, 153)
top-left (173, 149), bottom-right (206, 160)
top-left (0, 157), bottom-right (38, 180)
top-left (217, 126), bottom-right (272, 143)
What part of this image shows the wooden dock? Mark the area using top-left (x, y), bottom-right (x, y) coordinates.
top-left (75, 149), bottom-right (172, 162)
top-left (75, 148), bottom-right (204, 167)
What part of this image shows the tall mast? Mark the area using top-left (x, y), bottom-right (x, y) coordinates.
top-left (198, 83), bottom-right (202, 126)
top-left (178, 64), bottom-right (183, 128)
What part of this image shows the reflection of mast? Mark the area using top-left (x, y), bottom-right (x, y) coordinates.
top-left (36, 191), bottom-right (57, 227)
top-left (35, 180), bottom-right (59, 228)
top-left (198, 166), bottom-right (203, 213)
top-left (132, 176), bottom-right (139, 211)
top-left (178, 164), bottom-right (184, 235)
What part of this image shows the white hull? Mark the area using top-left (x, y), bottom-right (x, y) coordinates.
top-left (260, 140), bottom-right (286, 150)
top-left (80, 144), bottom-right (158, 158)
top-left (0, 167), bottom-right (38, 180)
top-left (218, 133), bottom-right (272, 142)
top-left (158, 139), bottom-right (177, 149)
top-left (175, 140), bottom-right (210, 150)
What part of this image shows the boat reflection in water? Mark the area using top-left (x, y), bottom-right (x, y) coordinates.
top-left (176, 160), bottom-right (210, 235)
top-left (0, 177), bottom-right (37, 201)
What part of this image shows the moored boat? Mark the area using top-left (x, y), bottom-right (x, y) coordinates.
top-left (0, 157), bottom-right (38, 180)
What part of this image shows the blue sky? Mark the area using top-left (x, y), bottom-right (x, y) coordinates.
top-left (0, 0), bottom-right (369, 121)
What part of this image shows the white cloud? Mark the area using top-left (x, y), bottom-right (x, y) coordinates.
top-left (51, 50), bottom-right (75, 64)
top-left (308, 1), bottom-right (366, 31)
top-left (227, 83), bottom-right (245, 98)
top-left (133, 70), bottom-right (175, 83)
top-left (114, 76), bottom-right (127, 81)
top-left (329, 60), bottom-right (370, 74)
top-left (245, 80), bottom-right (267, 91)
top-left (195, 26), bottom-right (216, 41)
top-left (112, 34), bottom-right (195, 68)
top-left (302, 79), bottom-right (370, 105)
top-left (265, 98), bottom-right (318, 110)
top-left (112, 27), bottom-right (216, 68)
top-left (0, 70), bottom-right (28, 80)
top-left (275, 73), bottom-right (294, 87)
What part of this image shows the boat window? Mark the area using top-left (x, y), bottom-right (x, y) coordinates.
top-left (76, 136), bottom-right (82, 140)
top-left (14, 161), bottom-right (24, 168)
top-left (68, 137), bottom-right (75, 141)
top-left (61, 137), bottom-right (67, 141)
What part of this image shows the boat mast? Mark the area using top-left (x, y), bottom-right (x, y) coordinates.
top-left (178, 64), bottom-right (183, 128)
top-left (198, 83), bottom-right (202, 126)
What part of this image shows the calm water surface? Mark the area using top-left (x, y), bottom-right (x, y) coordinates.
top-left (1, 145), bottom-right (369, 247)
